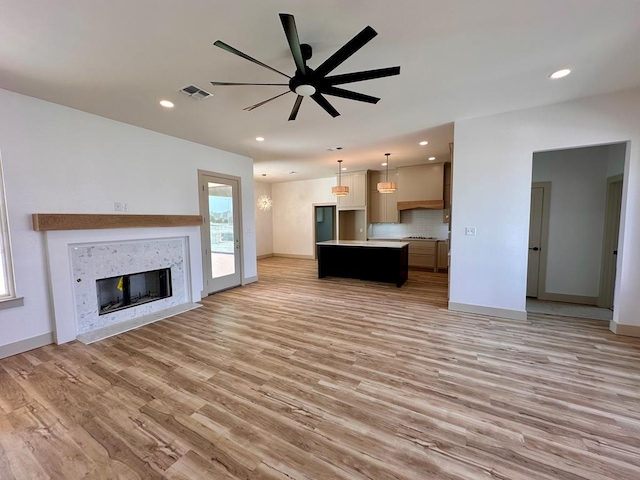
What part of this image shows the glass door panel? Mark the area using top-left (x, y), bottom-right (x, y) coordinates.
top-left (199, 173), bottom-right (241, 294)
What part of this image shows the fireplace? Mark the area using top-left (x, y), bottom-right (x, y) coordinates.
top-left (97, 268), bottom-right (172, 315)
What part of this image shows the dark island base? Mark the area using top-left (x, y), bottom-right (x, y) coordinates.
top-left (317, 244), bottom-right (408, 287)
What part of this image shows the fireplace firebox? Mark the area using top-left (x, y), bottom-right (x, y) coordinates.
top-left (97, 268), bottom-right (172, 315)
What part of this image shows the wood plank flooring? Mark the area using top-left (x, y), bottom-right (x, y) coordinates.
top-left (2, 256), bottom-right (640, 479)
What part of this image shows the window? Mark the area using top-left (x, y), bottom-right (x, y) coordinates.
top-left (0, 150), bottom-right (16, 301)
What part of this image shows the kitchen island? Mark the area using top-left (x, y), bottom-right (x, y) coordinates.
top-left (316, 240), bottom-right (409, 287)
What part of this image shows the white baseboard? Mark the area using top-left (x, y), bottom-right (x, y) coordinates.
top-left (448, 302), bottom-right (528, 321)
top-left (609, 320), bottom-right (640, 337)
top-left (257, 253), bottom-right (274, 260)
top-left (0, 332), bottom-right (54, 360)
top-left (273, 253), bottom-right (315, 260)
top-left (243, 275), bottom-right (258, 285)
top-left (538, 292), bottom-right (598, 305)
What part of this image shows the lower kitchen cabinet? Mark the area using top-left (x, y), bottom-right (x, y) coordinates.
top-left (437, 240), bottom-right (449, 272)
top-left (408, 240), bottom-right (436, 269)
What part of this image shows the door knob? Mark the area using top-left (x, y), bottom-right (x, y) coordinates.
top-left (529, 247), bottom-right (540, 251)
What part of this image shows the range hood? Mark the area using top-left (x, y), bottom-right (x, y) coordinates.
top-left (397, 200), bottom-right (444, 210)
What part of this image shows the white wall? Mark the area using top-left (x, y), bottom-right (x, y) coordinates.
top-left (0, 88), bottom-right (256, 348)
top-left (451, 87), bottom-right (639, 328)
top-left (254, 181), bottom-right (273, 257)
top-left (532, 146), bottom-right (610, 297)
top-left (272, 177), bottom-right (336, 257)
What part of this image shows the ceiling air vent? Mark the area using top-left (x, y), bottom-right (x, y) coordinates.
top-left (179, 84), bottom-right (212, 100)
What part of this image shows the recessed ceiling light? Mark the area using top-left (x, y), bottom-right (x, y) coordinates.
top-left (419, 141), bottom-right (428, 146)
top-left (550, 68), bottom-right (571, 79)
top-left (289, 171), bottom-right (297, 175)
top-left (159, 100), bottom-right (174, 108)
top-left (428, 157), bottom-right (436, 161)
top-left (381, 162), bottom-right (388, 166)
top-left (256, 136), bottom-right (265, 142)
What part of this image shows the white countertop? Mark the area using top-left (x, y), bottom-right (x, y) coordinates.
top-left (317, 240), bottom-right (409, 248)
top-left (368, 237), bottom-right (446, 242)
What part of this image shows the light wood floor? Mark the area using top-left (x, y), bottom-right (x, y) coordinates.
top-left (2, 257), bottom-right (640, 479)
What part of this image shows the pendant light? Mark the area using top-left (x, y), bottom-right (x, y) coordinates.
top-left (332, 160), bottom-right (349, 197)
top-left (377, 153), bottom-right (397, 193)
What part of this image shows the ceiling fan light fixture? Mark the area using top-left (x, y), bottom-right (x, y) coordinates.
top-left (295, 84), bottom-right (316, 96)
top-left (377, 153), bottom-right (396, 194)
top-left (332, 160), bottom-right (350, 197)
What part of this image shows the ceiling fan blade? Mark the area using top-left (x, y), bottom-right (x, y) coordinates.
top-left (311, 93), bottom-right (340, 118)
top-left (243, 91), bottom-right (291, 111)
top-left (279, 14), bottom-right (306, 74)
top-left (211, 81), bottom-right (289, 86)
top-left (325, 66), bottom-right (400, 86)
top-left (314, 26), bottom-right (377, 78)
top-left (288, 96), bottom-right (304, 121)
top-left (321, 86), bottom-right (380, 104)
top-left (214, 40), bottom-right (291, 79)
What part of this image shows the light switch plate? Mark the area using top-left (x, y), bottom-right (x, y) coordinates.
top-left (465, 226), bottom-right (476, 236)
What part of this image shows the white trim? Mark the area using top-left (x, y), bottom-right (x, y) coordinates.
top-left (0, 296), bottom-right (23, 310)
top-left (0, 332), bottom-right (53, 360)
top-left (448, 301), bottom-right (528, 321)
top-left (257, 253), bottom-right (274, 260)
top-left (609, 320), bottom-right (640, 337)
top-left (0, 150), bottom-right (17, 300)
top-left (273, 253), bottom-right (315, 260)
top-left (242, 275), bottom-right (258, 285)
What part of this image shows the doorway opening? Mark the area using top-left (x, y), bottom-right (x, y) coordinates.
top-left (313, 205), bottom-right (336, 259)
top-left (198, 170), bottom-right (243, 295)
top-left (525, 142), bottom-right (627, 321)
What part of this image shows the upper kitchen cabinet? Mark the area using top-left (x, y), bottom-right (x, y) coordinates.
top-left (337, 171), bottom-right (367, 209)
top-left (369, 171), bottom-right (399, 223)
top-left (397, 164), bottom-right (444, 210)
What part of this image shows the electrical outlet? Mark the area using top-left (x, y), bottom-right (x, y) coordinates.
top-left (114, 202), bottom-right (122, 212)
top-left (122, 203), bottom-right (129, 212)
top-left (465, 226), bottom-right (476, 236)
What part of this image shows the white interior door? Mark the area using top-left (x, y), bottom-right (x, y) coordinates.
top-left (527, 187), bottom-right (544, 297)
top-left (199, 173), bottom-right (242, 295)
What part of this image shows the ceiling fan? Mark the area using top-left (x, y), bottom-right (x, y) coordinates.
top-left (211, 13), bottom-right (400, 121)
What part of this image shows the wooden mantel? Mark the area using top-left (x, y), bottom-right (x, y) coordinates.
top-left (32, 214), bottom-right (203, 232)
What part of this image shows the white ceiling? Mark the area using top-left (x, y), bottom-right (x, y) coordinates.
top-left (1, 1), bottom-right (640, 182)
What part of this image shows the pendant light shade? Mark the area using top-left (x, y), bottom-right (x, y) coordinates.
top-left (377, 153), bottom-right (396, 193)
top-left (332, 160), bottom-right (350, 197)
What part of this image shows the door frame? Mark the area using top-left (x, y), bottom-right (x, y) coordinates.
top-left (198, 169), bottom-right (244, 296)
top-left (529, 182), bottom-right (552, 299)
top-left (598, 174), bottom-right (623, 308)
top-left (312, 203), bottom-right (337, 260)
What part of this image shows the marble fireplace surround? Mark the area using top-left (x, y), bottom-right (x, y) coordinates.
top-left (43, 225), bottom-right (203, 344)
